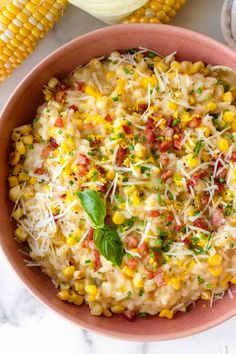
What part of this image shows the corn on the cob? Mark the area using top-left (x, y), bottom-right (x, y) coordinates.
top-left (0, 0), bottom-right (68, 82)
top-left (124, 0), bottom-right (186, 24)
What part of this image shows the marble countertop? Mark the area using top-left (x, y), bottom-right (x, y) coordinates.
top-left (1, 0), bottom-right (236, 353)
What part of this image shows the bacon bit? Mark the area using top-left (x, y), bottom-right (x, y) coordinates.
top-left (212, 208), bottom-right (225, 227)
top-left (173, 136), bottom-right (182, 150)
top-left (124, 309), bottom-right (136, 321)
top-left (146, 117), bottom-right (155, 129)
top-left (77, 153), bottom-right (90, 165)
top-left (125, 235), bottom-right (139, 249)
top-left (201, 193), bottom-right (209, 205)
top-left (217, 168), bottom-right (227, 179)
top-left (77, 165), bottom-right (88, 177)
top-left (183, 238), bottom-right (190, 246)
top-left (41, 146), bottom-right (52, 160)
top-left (187, 169), bottom-right (208, 189)
top-left (167, 214), bottom-right (174, 222)
top-left (146, 210), bottom-right (160, 217)
top-left (174, 223), bottom-right (185, 232)
top-left (74, 81), bottom-right (86, 92)
top-left (69, 105), bottom-right (78, 112)
top-left (137, 103), bottom-right (148, 114)
top-left (161, 127), bottom-right (174, 139)
top-left (126, 257), bottom-right (138, 269)
top-left (159, 140), bottom-right (172, 152)
top-left (93, 249), bottom-right (102, 271)
top-left (193, 217), bottom-right (208, 230)
top-left (49, 138), bottom-right (59, 148)
top-left (82, 228), bottom-right (94, 248)
top-left (116, 147), bottom-right (127, 167)
top-left (105, 114), bottom-right (113, 122)
top-left (155, 272), bottom-right (166, 287)
top-left (188, 115), bottom-right (202, 128)
top-left (34, 167), bottom-right (44, 175)
top-left (166, 117), bottom-right (173, 127)
top-left (231, 152), bottom-right (236, 162)
top-left (161, 170), bottom-right (174, 181)
top-left (54, 117), bottom-right (64, 128)
top-left (54, 89), bottom-right (66, 103)
top-left (139, 242), bottom-right (149, 257)
top-left (215, 179), bottom-right (225, 193)
top-left (83, 123), bottom-right (94, 133)
top-left (160, 153), bottom-right (169, 166)
top-left (145, 129), bottom-right (156, 144)
top-left (122, 125), bottom-right (132, 135)
top-left (144, 270), bottom-right (155, 279)
top-left (97, 182), bottom-right (108, 193)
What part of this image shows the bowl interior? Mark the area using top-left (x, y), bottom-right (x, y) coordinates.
top-left (1, 24), bottom-right (236, 341)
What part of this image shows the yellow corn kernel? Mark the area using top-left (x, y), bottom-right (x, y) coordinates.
top-left (124, 185), bottom-right (136, 195)
top-left (103, 308), bottom-right (112, 317)
top-left (135, 143), bottom-right (146, 158)
top-left (231, 121), bottom-right (236, 132)
top-left (220, 274), bottom-right (231, 288)
top-left (198, 126), bottom-right (210, 138)
top-left (189, 61), bottom-right (205, 74)
top-left (133, 278), bottom-right (144, 288)
top-left (8, 176), bottom-right (18, 187)
top-left (201, 291), bottom-right (211, 300)
top-left (174, 173), bottom-right (183, 187)
top-left (186, 153), bottom-right (199, 168)
top-left (66, 236), bottom-right (77, 246)
top-left (62, 265), bottom-right (75, 278)
top-left (217, 138), bottom-right (229, 152)
top-left (223, 111), bottom-right (235, 123)
top-left (189, 96), bottom-right (195, 105)
top-left (48, 77), bottom-right (59, 89)
top-left (170, 60), bottom-right (182, 71)
top-left (207, 101), bottom-right (217, 111)
top-left (74, 280), bottom-right (85, 294)
top-left (11, 131), bottom-right (20, 141)
top-left (208, 253), bottom-right (223, 266)
top-left (9, 151), bottom-right (20, 165)
top-left (121, 266), bottom-right (135, 278)
top-left (112, 211), bottom-right (125, 225)
top-left (15, 124), bottom-right (32, 135)
top-left (90, 303), bottom-right (103, 316)
top-left (12, 207), bottom-right (23, 221)
top-left (29, 177), bottom-right (36, 185)
top-left (15, 141), bottom-right (26, 155)
top-left (169, 277), bottom-right (180, 290)
top-left (70, 293), bottom-right (84, 306)
top-left (222, 92), bottom-right (233, 103)
top-left (57, 289), bottom-right (70, 301)
top-left (106, 169), bottom-right (115, 180)
top-left (130, 194), bottom-right (140, 205)
top-left (230, 277), bottom-right (236, 285)
top-left (180, 113), bottom-right (192, 126)
top-left (159, 308), bottom-right (173, 319)
top-left (14, 227), bottom-right (28, 241)
top-left (21, 135), bottom-right (33, 145)
top-left (110, 305), bottom-right (125, 313)
top-left (9, 185), bottom-right (21, 202)
top-left (18, 172), bottom-right (29, 182)
top-left (85, 285), bottom-right (98, 301)
top-left (209, 266), bottom-right (223, 277)
top-left (167, 101), bottom-right (177, 111)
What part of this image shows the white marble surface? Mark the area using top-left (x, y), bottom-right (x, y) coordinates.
top-left (1, 0), bottom-right (236, 353)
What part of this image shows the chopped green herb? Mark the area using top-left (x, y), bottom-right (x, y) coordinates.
top-left (206, 283), bottom-right (212, 289)
top-left (193, 140), bottom-right (204, 157)
top-left (147, 51), bottom-right (156, 58)
top-left (28, 144), bottom-right (34, 150)
top-left (139, 289), bottom-right (144, 297)
top-left (198, 276), bottom-right (205, 284)
top-left (68, 151), bottom-right (74, 156)
top-left (58, 130), bottom-right (63, 135)
top-left (87, 151), bottom-right (95, 156)
top-left (85, 259), bottom-right (91, 264)
top-left (224, 84), bottom-right (230, 92)
top-left (139, 312), bottom-right (147, 318)
top-left (127, 291), bottom-right (132, 299)
top-left (112, 95), bottom-right (119, 102)
top-left (229, 243), bottom-right (235, 249)
top-left (197, 87), bottom-right (203, 94)
top-left (172, 119), bottom-right (180, 127)
top-left (123, 67), bottom-right (134, 75)
top-left (69, 180), bottom-right (74, 186)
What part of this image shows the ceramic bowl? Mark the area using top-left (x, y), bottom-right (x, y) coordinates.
top-left (1, 24), bottom-right (236, 341)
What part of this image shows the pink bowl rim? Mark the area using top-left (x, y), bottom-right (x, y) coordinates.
top-left (1, 24), bottom-right (236, 341)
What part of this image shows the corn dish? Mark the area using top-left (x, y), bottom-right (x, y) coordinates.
top-left (8, 49), bottom-right (236, 319)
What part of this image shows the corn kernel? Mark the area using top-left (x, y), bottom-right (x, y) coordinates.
top-left (21, 135), bottom-right (33, 145)
top-left (230, 277), bottom-right (236, 285)
top-left (133, 278), bottom-right (144, 288)
top-left (66, 236), bottom-right (77, 246)
top-left (167, 101), bottom-right (177, 111)
top-left (48, 77), bottom-right (59, 89)
top-left (124, 185), bottom-right (136, 195)
top-left (208, 253), bottom-right (223, 266)
top-left (186, 153), bottom-right (199, 168)
top-left (208, 266), bottom-right (223, 277)
top-left (201, 291), bottom-right (211, 300)
top-left (135, 143), bottom-right (146, 158)
top-left (74, 280), bottom-right (85, 294)
top-left (207, 101), bottom-right (217, 111)
top-left (12, 207), bottom-right (23, 221)
top-left (222, 92), bottom-right (233, 103)
top-left (121, 266), bottom-right (135, 277)
top-left (9, 185), bottom-right (21, 202)
top-left (62, 265), bottom-right (75, 278)
top-left (57, 289), bottom-right (70, 301)
top-left (15, 141), bottom-right (26, 155)
top-left (223, 111), bottom-right (235, 123)
top-left (130, 194), bottom-right (140, 205)
top-left (85, 285), bottom-right (98, 300)
top-left (90, 303), bottom-right (103, 316)
top-left (111, 305), bottom-right (125, 313)
top-left (8, 176), bottom-right (18, 187)
top-left (112, 211), bottom-right (125, 225)
top-left (11, 131), bottom-right (20, 141)
top-left (70, 293), bottom-right (84, 306)
top-left (18, 172), bottom-right (29, 182)
top-left (15, 124), bottom-right (32, 135)
top-left (231, 121), bottom-right (236, 132)
top-left (159, 308), bottom-right (173, 319)
top-left (14, 227), bottom-right (28, 241)
top-left (198, 126), bottom-right (210, 138)
top-left (217, 138), bottom-right (229, 152)
top-left (103, 308), bottom-right (112, 317)
top-left (169, 277), bottom-right (180, 290)
top-left (189, 61), bottom-right (205, 74)
top-left (9, 151), bottom-right (20, 165)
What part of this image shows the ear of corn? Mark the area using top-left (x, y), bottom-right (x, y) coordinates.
top-left (0, 0), bottom-right (68, 82)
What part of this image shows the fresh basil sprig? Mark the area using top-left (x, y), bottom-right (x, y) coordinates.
top-left (76, 190), bottom-right (124, 266)
top-left (75, 190), bottom-right (106, 228)
top-left (94, 225), bottom-right (124, 266)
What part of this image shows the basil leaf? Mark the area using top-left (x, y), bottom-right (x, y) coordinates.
top-left (75, 190), bottom-right (106, 228)
top-left (94, 225), bottom-right (124, 266)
